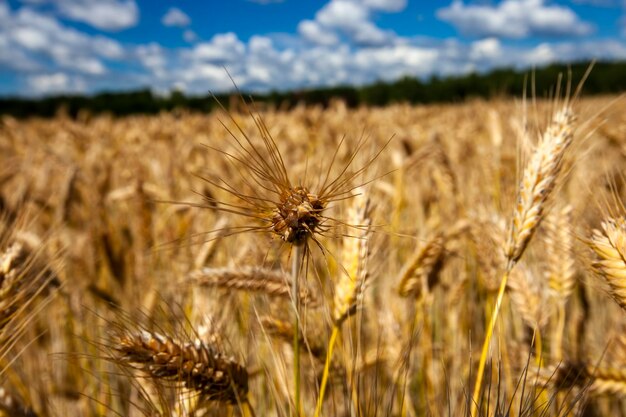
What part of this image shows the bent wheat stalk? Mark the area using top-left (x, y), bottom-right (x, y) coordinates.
top-left (471, 106), bottom-right (576, 416)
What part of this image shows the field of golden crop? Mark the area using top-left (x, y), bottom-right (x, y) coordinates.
top-left (1, 91), bottom-right (626, 417)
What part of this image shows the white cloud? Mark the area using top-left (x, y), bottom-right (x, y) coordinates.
top-left (0, 2), bottom-right (9, 21)
top-left (298, 20), bottom-right (340, 45)
top-left (16, 0), bottom-right (138, 31)
top-left (136, 43), bottom-right (166, 75)
top-left (469, 38), bottom-right (502, 60)
top-left (162, 7), bottom-right (190, 27)
top-left (50, 0), bottom-right (139, 31)
top-left (363, 0), bottom-right (407, 12)
top-left (27, 72), bottom-right (86, 94)
top-left (12, 26), bottom-right (49, 50)
top-left (0, 4), bottom-right (125, 76)
top-left (312, 0), bottom-right (396, 46)
top-left (2, 0), bottom-right (625, 97)
top-left (190, 33), bottom-right (246, 62)
top-left (437, 0), bottom-right (594, 38)
top-left (184, 29), bottom-right (198, 43)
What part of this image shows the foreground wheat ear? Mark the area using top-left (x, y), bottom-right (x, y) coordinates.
top-left (112, 328), bottom-right (249, 406)
top-left (472, 101), bottom-right (578, 416)
top-left (194, 95), bottom-right (389, 250)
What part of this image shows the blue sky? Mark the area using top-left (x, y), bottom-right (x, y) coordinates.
top-left (1, 0), bottom-right (625, 96)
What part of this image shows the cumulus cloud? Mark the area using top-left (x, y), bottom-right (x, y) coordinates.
top-left (162, 7), bottom-right (191, 27)
top-left (188, 33), bottom-right (246, 63)
top-left (307, 0), bottom-right (397, 46)
top-left (1, 6), bottom-right (125, 75)
top-left (298, 20), bottom-right (340, 45)
top-left (23, 0), bottom-right (139, 31)
top-left (437, 0), bottom-right (594, 38)
top-left (0, 1), bottom-right (130, 93)
top-left (3, 0), bottom-right (625, 97)
top-left (27, 73), bottom-right (86, 94)
top-left (162, 35), bottom-right (626, 94)
top-left (136, 42), bottom-right (167, 79)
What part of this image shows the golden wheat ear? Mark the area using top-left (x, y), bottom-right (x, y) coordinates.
top-left (111, 328), bottom-right (249, 406)
top-left (505, 107), bottom-right (577, 264)
top-left (332, 188), bottom-right (372, 325)
top-left (588, 217), bottom-right (626, 311)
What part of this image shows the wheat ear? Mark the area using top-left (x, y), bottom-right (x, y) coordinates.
top-left (187, 266), bottom-right (315, 305)
top-left (260, 315), bottom-right (326, 360)
top-left (472, 106), bottom-right (577, 416)
top-left (589, 217), bottom-right (626, 311)
top-left (113, 330), bottom-right (249, 404)
top-left (545, 204), bottom-right (575, 361)
top-left (540, 361), bottom-right (626, 397)
top-left (545, 205), bottom-right (576, 301)
top-left (397, 220), bottom-right (467, 298)
top-left (505, 108), bottom-right (576, 263)
top-left (315, 190), bottom-right (371, 417)
top-left (507, 265), bottom-right (547, 329)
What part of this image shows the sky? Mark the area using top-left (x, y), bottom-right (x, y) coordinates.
top-left (0, 0), bottom-right (625, 97)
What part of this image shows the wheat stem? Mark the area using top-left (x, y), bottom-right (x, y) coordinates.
top-left (554, 302), bottom-right (566, 362)
top-left (314, 324), bottom-right (340, 417)
top-left (292, 245), bottom-right (303, 417)
top-left (471, 263), bottom-right (512, 416)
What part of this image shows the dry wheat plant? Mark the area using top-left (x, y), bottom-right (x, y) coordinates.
top-left (1, 76), bottom-right (626, 417)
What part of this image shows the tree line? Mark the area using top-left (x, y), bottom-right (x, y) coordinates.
top-left (2, 61), bottom-right (625, 118)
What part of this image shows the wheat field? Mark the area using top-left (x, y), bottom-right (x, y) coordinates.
top-left (1, 88), bottom-right (626, 417)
